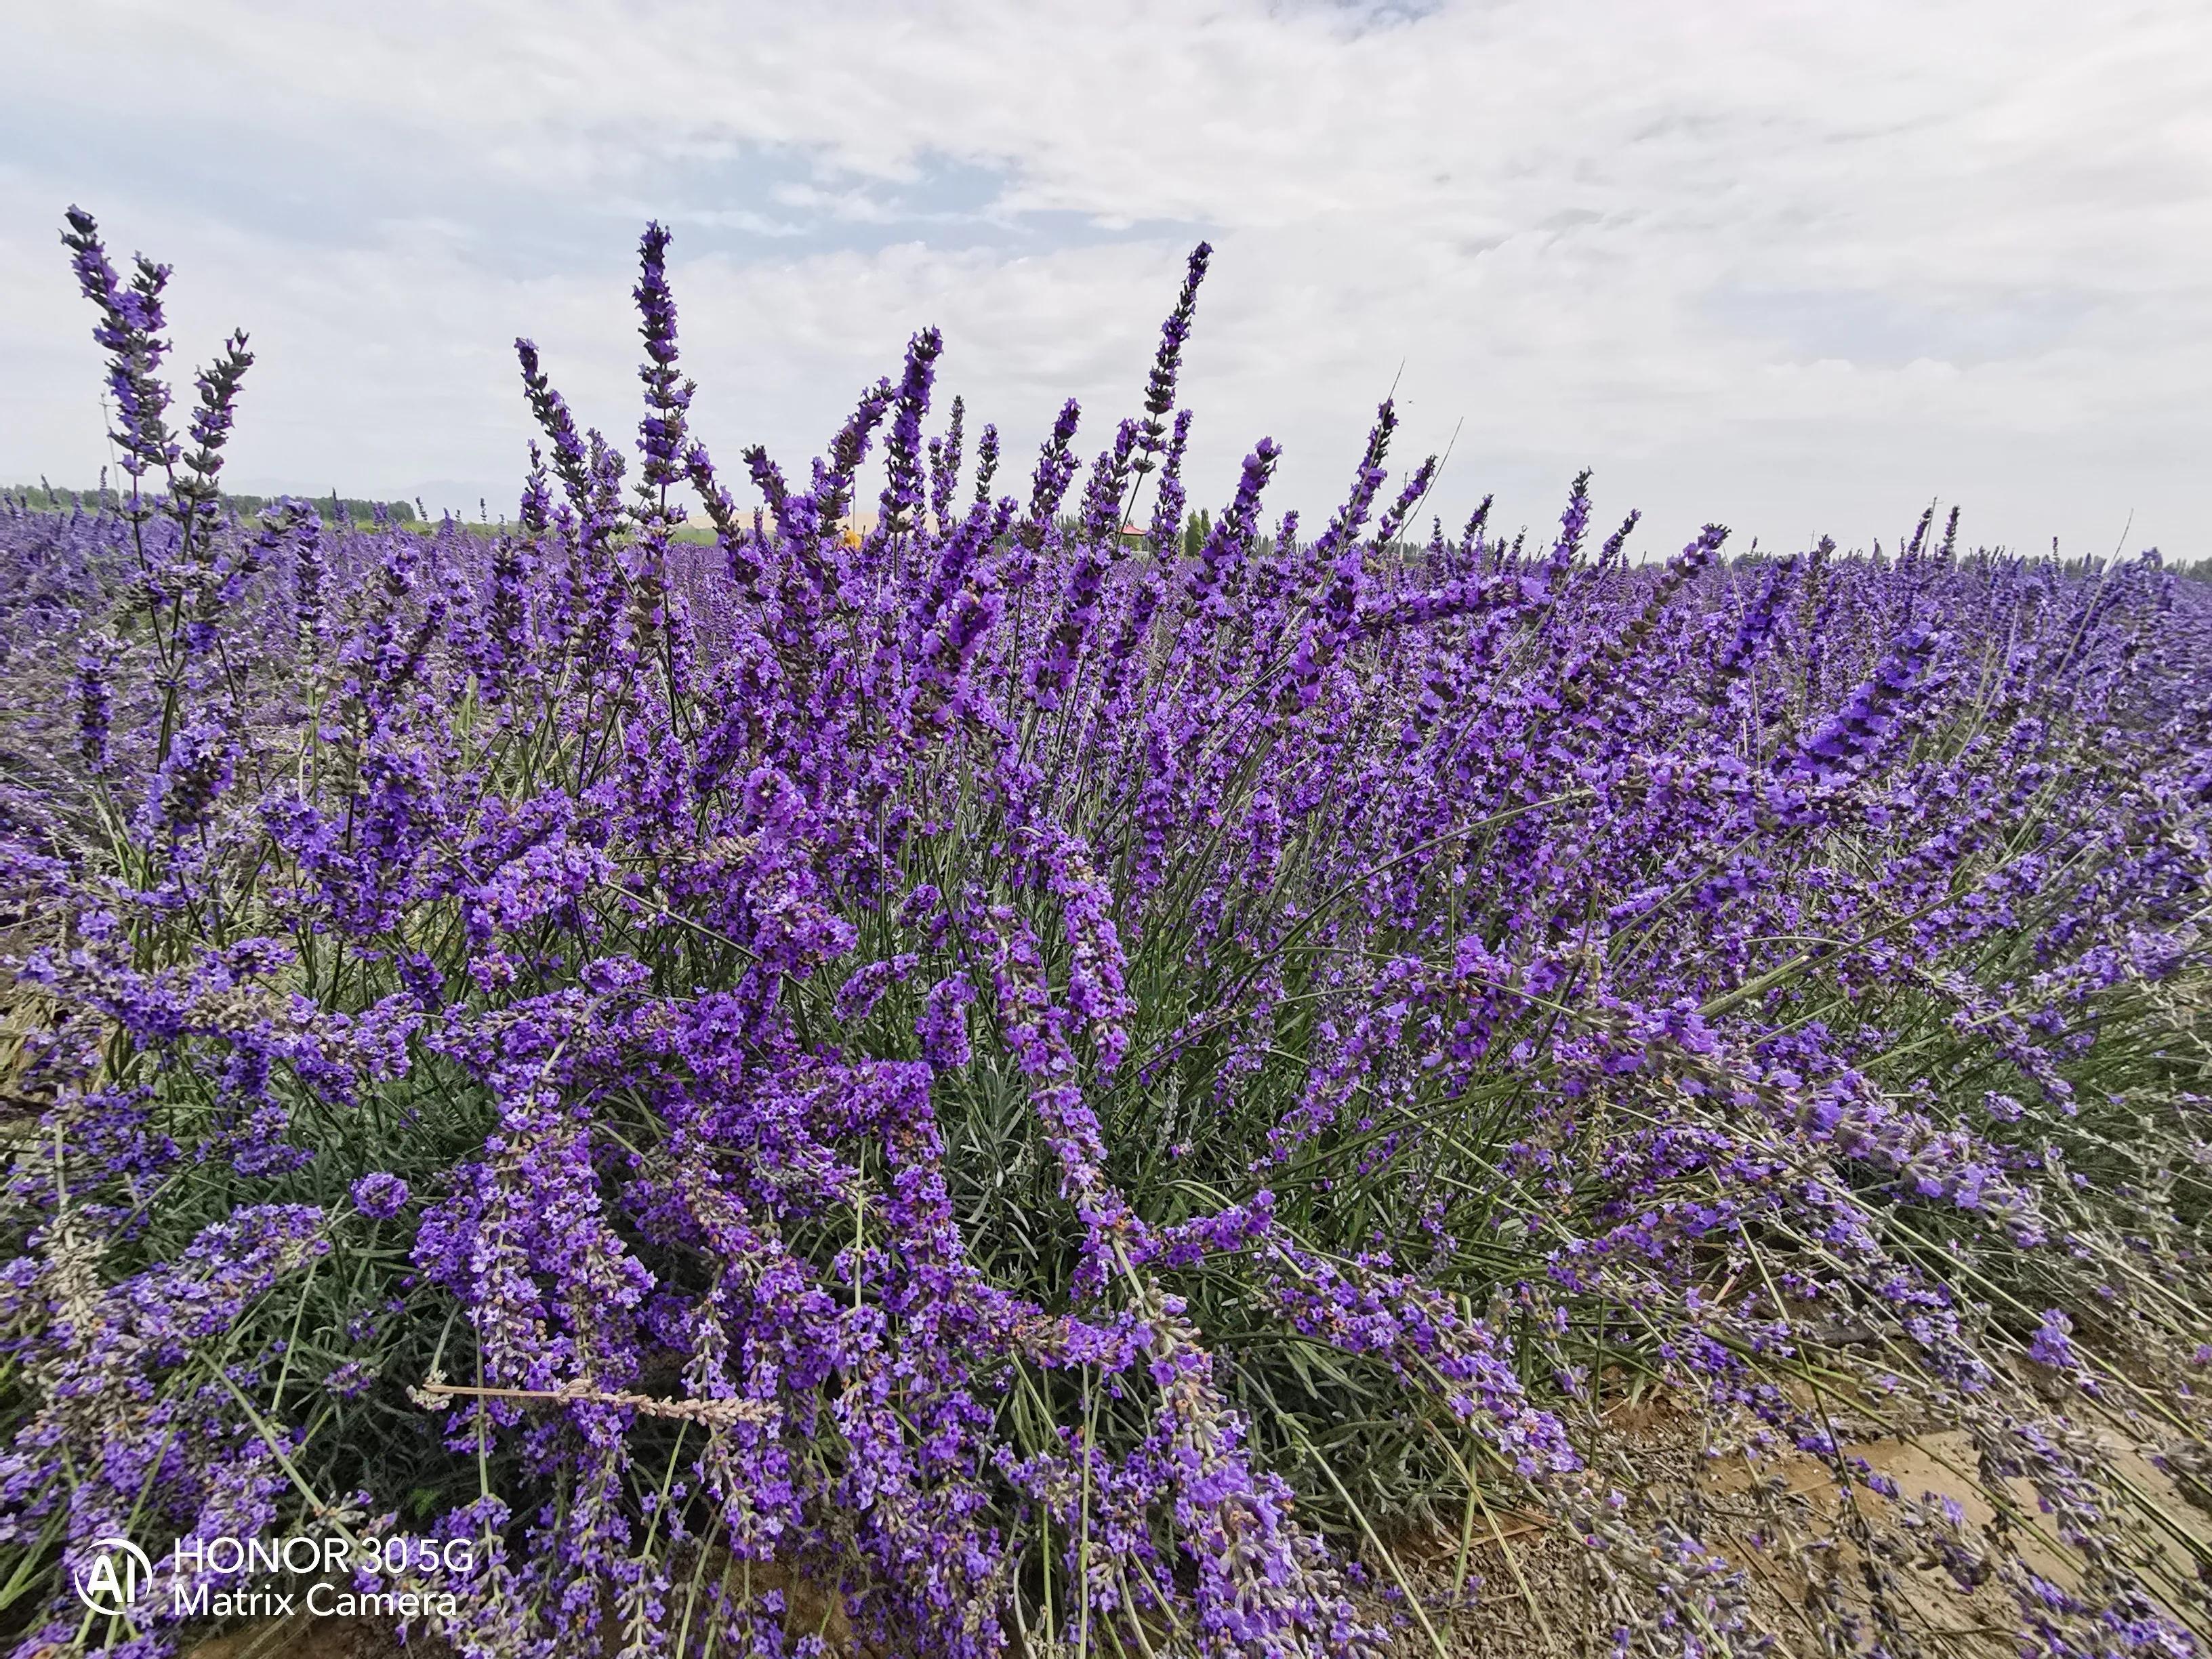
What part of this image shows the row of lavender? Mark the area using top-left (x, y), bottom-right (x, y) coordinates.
top-left (2, 210), bottom-right (2208, 1658)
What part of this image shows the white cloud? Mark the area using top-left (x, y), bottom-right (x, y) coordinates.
top-left (2, 0), bottom-right (2206, 556)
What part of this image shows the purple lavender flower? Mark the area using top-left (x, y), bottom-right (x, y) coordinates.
top-left (74, 632), bottom-right (119, 775)
top-left (971, 419), bottom-right (1000, 505)
top-left (876, 326), bottom-right (943, 537)
top-left (1021, 396), bottom-right (1083, 551)
top-left (1780, 623), bottom-right (1948, 787)
top-left (631, 222), bottom-right (692, 496)
top-left (61, 205), bottom-right (178, 485)
top-left (148, 712), bottom-right (237, 836)
top-left (1138, 241), bottom-right (1210, 463)
top-left (2028, 1307), bottom-right (2076, 1368)
top-left (351, 1172), bottom-right (411, 1220)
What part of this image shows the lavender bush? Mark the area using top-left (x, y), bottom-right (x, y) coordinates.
top-left (3, 207), bottom-right (2209, 1659)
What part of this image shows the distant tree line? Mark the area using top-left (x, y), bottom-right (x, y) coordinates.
top-left (9, 481), bottom-right (2205, 582)
top-left (5, 478), bottom-right (424, 525)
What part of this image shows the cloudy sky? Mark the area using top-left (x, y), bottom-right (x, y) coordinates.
top-left (4, 0), bottom-right (2207, 558)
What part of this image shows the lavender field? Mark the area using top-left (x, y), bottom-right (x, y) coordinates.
top-left (3, 209), bottom-right (2209, 1659)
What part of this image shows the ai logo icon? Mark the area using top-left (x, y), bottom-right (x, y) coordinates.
top-left (73, 1538), bottom-right (152, 1617)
